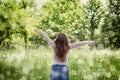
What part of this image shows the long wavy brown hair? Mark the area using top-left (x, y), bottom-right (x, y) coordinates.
top-left (54, 32), bottom-right (70, 62)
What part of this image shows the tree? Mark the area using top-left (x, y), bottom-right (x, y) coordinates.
top-left (102, 0), bottom-right (120, 48)
top-left (38, 0), bottom-right (86, 43)
top-left (84, 0), bottom-right (103, 40)
top-left (0, 0), bottom-right (38, 49)
top-left (109, 0), bottom-right (120, 48)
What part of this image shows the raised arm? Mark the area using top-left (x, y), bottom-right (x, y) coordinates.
top-left (69, 41), bottom-right (94, 49)
top-left (35, 29), bottom-right (55, 47)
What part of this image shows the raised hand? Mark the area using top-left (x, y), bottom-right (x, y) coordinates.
top-left (88, 41), bottom-right (94, 45)
top-left (35, 29), bottom-right (41, 33)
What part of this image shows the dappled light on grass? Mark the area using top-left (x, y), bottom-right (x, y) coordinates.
top-left (0, 46), bottom-right (120, 80)
top-left (69, 46), bottom-right (120, 80)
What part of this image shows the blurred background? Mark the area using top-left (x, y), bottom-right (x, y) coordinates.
top-left (0, 0), bottom-right (119, 49)
top-left (0, 0), bottom-right (120, 80)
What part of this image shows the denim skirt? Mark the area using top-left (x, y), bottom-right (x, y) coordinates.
top-left (50, 64), bottom-right (69, 80)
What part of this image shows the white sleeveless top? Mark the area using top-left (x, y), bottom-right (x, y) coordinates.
top-left (40, 31), bottom-right (88, 65)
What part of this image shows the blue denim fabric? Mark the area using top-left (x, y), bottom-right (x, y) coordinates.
top-left (50, 64), bottom-right (69, 80)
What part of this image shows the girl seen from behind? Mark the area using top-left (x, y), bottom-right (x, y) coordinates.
top-left (35, 29), bottom-right (94, 80)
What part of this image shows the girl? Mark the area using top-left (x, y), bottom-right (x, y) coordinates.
top-left (35, 29), bottom-right (94, 80)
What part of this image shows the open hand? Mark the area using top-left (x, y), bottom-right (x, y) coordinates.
top-left (35, 29), bottom-right (41, 33)
top-left (88, 41), bottom-right (94, 45)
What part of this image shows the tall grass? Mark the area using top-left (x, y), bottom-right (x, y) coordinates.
top-left (0, 46), bottom-right (120, 80)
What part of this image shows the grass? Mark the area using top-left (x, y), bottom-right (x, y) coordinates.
top-left (0, 46), bottom-right (120, 80)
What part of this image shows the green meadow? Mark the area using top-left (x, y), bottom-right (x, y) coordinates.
top-left (0, 46), bottom-right (120, 80)
top-left (0, 0), bottom-right (120, 80)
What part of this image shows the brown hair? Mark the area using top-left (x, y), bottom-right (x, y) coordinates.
top-left (54, 32), bottom-right (70, 62)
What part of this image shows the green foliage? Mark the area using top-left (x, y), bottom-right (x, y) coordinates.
top-left (0, 61), bottom-right (22, 80)
top-left (0, 0), bottom-right (38, 48)
top-left (39, 0), bottom-right (86, 42)
top-left (84, 0), bottom-right (103, 40)
top-left (0, 46), bottom-right (120, 80)
top-left (101, 0), bottom-right (120, 49)
top-left (0, 0), bottom-right (120, 49)
top-left (0, 46), bottom-right (51, 80)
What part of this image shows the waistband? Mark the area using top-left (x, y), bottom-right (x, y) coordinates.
top-left (52, 64), bottom-right (68, 67)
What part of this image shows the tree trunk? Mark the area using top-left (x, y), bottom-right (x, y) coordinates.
top-left (6, 26), bottom-right (10, 49)
top-left (23, 31), bottom-right (27, 49)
